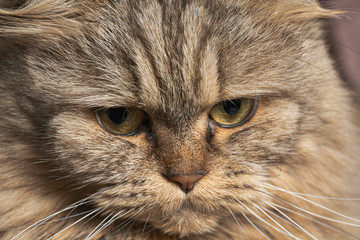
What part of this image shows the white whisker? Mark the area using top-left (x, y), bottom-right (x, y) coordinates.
top-left (11, 197), bottom-right (93, 240)
top-left (75, 207), bottom-right (107, 234)
top-left (240, 211), bottom-right (271, 240)
top-left (85, 211), bottom-right (116, 240)
top-left (265, 201), bottom-right (318, 240)
top-left (252, 201), bottom-right (300, 240)
top-left (272, 191), bottom-right (360, 201)
top-left (46, 208), bottom-right (100, 240)
top-left (56, 209), bottom-right (95, 222)
top-left (111, 205), bottom-right (148, 235)
top-left (86, 208), bottom-right (135, 240)
top-left (261, 207), bottom-right (303, 231)
top-left (268, 202), bottom-right (360, 240)
top-left (262, 183), bottom-right (360, 224)
top-left (62, 196), bottom-right (92, 222)
top-left (228, 208), bottom-right (249, 240)
top-left (237, 200), bottom-right (295, 239)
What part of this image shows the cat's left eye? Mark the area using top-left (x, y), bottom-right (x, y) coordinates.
top-left (209, 98), bottom-right (257, 128)
top-left (95, 107), bottom-right (145, 135)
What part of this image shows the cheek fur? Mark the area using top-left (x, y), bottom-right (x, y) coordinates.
top-left (48, 111), bottom-right (150, 184)
top-left (214, 99), bottom-right (300, 164)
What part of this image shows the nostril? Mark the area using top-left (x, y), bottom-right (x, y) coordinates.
top-left (168, 174), bottom-right (205, 193)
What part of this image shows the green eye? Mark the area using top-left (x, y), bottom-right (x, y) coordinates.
top-left (209, 98), bottom-right (257, 127)
top-left (96, 107), bottom-right (145, 135)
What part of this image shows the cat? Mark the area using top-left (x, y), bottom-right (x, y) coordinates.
top-left (0, 0), bottom-right (359, 239)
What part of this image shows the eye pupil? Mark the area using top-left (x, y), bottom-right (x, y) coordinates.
top-left (223, 100), bottom-right (241, 115)
top-left (107, 108), bottom-right (128, 124)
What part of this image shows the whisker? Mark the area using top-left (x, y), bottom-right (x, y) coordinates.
top-left (251, 201), bottom-right (300, 240)
top-left (13, 209), bottom-right (96, 231)
top-left (61, 197), bottom-right (93, 224)
top-left (261, 207), bottom-right (303, 231)
top-left (141, 213), bottom-right (151, 235)
top-left (110, 215), bottom-right (137, 235)
top-left (56, 209), bottom-right (95, 222)
top-left (46, 208), bottom-right (100, 240)
top-left (262, 183), bottom-right (360, 200)
top-left (262, 183), bottom-right (360, 224)
top-left (268, 201), bottom-right (360, 240)
top-left (111, 205), bottom-right (148, 235)
top-left (86, 208), bottom-right (136, 240)
top-left (265, 201), bottom-right (318, 240)
top-left (122, 212), bottom-right (155, 240)
top-left (85, 211), bottom-right (116, 240)
top-left (240, 211), bottom-right (271, 240)
top-left (11, 197), bottom-right (93, 240)
top-left (74, 207), bottom-right (107, 236)
top-left (255, 186), bottom-right (360, 239)
top-left (228, 208), bottom-right (250, 240)
top-left (122, 218), bottom-right (136, 239)
top-left (237, 200), bottom-right (295, 239)
top-left (261, 189), bottom-right (360, 228)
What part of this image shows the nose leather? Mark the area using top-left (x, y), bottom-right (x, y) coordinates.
top-left (168, 174), bottom-right (204, 193)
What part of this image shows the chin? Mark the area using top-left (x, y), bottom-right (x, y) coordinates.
top-left (151, 208), bottom-right (219, 237)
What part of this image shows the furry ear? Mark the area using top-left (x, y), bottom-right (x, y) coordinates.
top-left (270, 0), bottom-right (342, 22)
top-left (0, 0), bottom-right (84, 40)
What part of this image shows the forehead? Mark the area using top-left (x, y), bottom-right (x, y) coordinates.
top-left (89, 1), bottom-right (301, 95)
top-left (37, 0), bottom-right (313, 125)
top-left (90, 1), bottom-right (224, 110)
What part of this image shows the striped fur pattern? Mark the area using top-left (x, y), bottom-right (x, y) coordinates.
top-left (0, 0), bottom-right (359, 239)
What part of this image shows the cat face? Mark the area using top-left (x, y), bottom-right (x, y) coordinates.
top-left (0, 0), bottom-right (358, 239)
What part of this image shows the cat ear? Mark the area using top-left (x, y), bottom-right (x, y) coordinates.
top-left (271, 0), bottom-right (342, 22)
top-left (0, 0), bottom-right (84, 41)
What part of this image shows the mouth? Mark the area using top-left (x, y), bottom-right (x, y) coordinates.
top-left (95, 184), bottom-right (226, 236)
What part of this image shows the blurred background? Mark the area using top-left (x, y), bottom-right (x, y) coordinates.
top-left (320, 0), bottom-right (360, 96)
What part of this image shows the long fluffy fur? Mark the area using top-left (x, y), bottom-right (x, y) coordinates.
top-left (0, 0), bottom-right (359, 239)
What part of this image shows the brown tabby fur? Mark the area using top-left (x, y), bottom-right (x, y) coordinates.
top-left (0, 0), bottom-right (359, 239)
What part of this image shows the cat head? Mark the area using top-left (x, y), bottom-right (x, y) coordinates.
top-left (1, 0), bottom-right (357, 238)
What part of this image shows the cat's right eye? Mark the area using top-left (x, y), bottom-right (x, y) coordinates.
top-left (95, 107), bottom-right (145, 135)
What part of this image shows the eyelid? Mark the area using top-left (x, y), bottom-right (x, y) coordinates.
top-left (95, 108), bottom-right (146, 136)
top-left (216, 96), bottom-right (259, 105)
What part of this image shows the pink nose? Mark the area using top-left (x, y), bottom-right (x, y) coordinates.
top-left (169, 174), bottom-right (205, 193)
